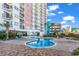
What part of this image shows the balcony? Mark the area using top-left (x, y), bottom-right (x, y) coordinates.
top-left (2, 12), bottom-right (12, 20)
top-left (20, 12), bottom-right (24, 17)
top-left (3, 3), bottom-right (12, 11)
top-left (20, 19), bottom-right (24, 23)
top-left (20, 11), bottom-right (23, 14)
top-left (20, 24), bottom-right (24, 29)
top-left (20, 14), bottom-right (24, 18)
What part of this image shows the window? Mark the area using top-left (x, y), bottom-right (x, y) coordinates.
top-left (20, 24), bottom-right (24, 29)
top-left (9, 21), bottom-right (13, 27)
top-left (2, 11), bottom-right (11, 18)
top-left (20, 13), bottom-right (24, 17)
top-left (15, 14), bottom-right (18, 18)
top-left (14, 6), bottom-right (19, 11)
top-left (14, 22), bottom-right (18, 26)
top-left (15, 14), bottom-right (19, 19)
top-left (20, 19), bottom-right (24, 23)
top-left (3, 3), bottom-right (9, 9)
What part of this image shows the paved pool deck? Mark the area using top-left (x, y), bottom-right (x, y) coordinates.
top-left (0, 37), bottom-right (79, 56)
top-left (52, 38), bottom-right (79, 52)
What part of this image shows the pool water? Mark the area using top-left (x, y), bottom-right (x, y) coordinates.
top-left (25, 37), bottom-right (55, 48)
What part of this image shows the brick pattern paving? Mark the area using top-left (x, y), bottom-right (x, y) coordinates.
top-left (0, 42), bottom-right (71, 56)
top-left (0, 38), bottom-right (79, 56)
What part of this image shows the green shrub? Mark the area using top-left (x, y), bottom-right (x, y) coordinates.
top-left (43, 35), bottom-right (47, 37)
top-left (0, 31), bottom-right (16, 40)
top-left (0, 31), bottom-right (6, 40)
top-left (8, 31), bottom-right (16, 39)
top-left (72, 47), bottom-right (79, 55)
top-left (43, 33), bottom-right (57, 37)
top-left (67, 33), bottom-right (75, 37)
top-left (67, 33), bottom-right (79, 40)
top-left (59, 33), bottom-right (65, 37)
top-left (74, 34), bottom-right (79, 38)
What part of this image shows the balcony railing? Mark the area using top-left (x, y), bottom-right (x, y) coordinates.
top-left (3, 3), bottom-right (12, 11)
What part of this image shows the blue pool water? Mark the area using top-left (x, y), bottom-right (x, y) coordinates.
top-left (25, 37), bottom-right (55, 48)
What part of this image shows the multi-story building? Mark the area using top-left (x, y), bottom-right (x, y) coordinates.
top-left (19, 3), bottom-right (24, 30)
top-left (62, 25), bottom-right (72, 35)
top-left (24, 3), bottom-right (33, 35)
top-left (41, 3), bottom-right (46, 35)
top-left (0, 3), bottom-right (20, 31)
top-left (0, 3), bottom-right (13, 31)
top-left (50, 23), bottom-right (61, 34)
top-left (32, 3), bottom-right (46, 36)
top-left (0, 3), bottom-right (46, 36)
top-left (12, 3), bottom-right (20, 31)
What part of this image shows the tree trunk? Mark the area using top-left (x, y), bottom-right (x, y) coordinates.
top-left (6, 29), bottom-right (9, 40)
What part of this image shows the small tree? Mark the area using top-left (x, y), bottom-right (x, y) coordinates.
top-left (3, 20), bottom-right (9, 40)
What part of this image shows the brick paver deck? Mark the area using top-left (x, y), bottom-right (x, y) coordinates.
top-left (0, 37), bottom-right (79, 56)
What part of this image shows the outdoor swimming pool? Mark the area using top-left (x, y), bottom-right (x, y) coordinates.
top-left (25, 37), bottom-right (55, 48)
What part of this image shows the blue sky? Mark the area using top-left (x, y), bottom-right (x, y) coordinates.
top-left (47, 3), bottom-right (79, 28)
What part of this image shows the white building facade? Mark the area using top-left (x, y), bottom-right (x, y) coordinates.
top-left (32, 3), bottom-right (46, 36)
top-left (0, 3), bottom-right (46, 36)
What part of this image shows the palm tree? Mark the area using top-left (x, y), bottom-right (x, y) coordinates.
top-left (3, 20), bottom-right (9, 40)
top-left (51, 23), bottom-right (55, 26)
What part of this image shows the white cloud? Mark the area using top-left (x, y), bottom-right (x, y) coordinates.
top-left (68, 3), bottom-right (72, 5)
top-left (46, 9), bottom-right (50, 12)
top-left (48, 5), bottom-right (59, 11)
top-left (47, 19), bottom-right (51, 21)
top-left (63, 16), bottom-right (75, 20)
top-left (63, 16), bottom-right (76, 23)
top-left (47, 13), bottom-right (56, 16)
top-left (51, 13), bottom-right (56, 16)
top-left (58, 11), bottom-right (64, 14)
top-left (72, 20), bottom-right (75, 23)
top-left (61, 21), bottom-right (66, 24)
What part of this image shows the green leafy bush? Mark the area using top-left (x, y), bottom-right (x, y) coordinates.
top-left (67, 33), bottom-right (75, 37)
top-left (59, 33), bottom-right (65, 37)
top-left (43, 33), bottom-right (57, 37)
top-left (0, 31), bottom-right (16, 40)
top-left (0, 31), bottom-right (6, 40)
top-left (8, 31), bottom-right (16, 39)
top-left (72, 47), bottom-right (79, 55)
top-left (67, 33), bottom-right (79, 40)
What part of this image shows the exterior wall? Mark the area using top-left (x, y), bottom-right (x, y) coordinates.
top-left (12, 3), bottom-right (20, 30)
top-left (19, 3), bottom-right (24, 30)
top-left (32, 3), bottom-right (46, 36)
top-left (32, 3), bottom-right (35, 30)
top-left (24, 3), bottom-right (32, 30)
top-left (41, 3), bottom-right (46, 35)
top-left (0, 3), bottom-right (46, 36)
top-left (0, 3), bottom-right (13, 31)
top-left (0, 3), bottom-right (4, 31)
